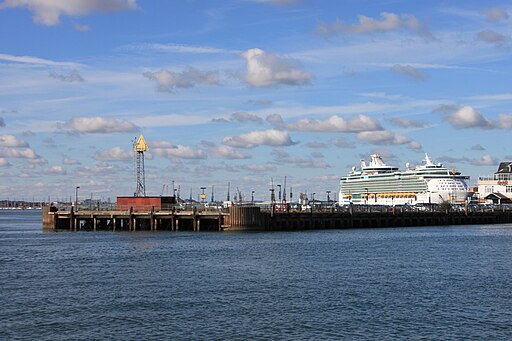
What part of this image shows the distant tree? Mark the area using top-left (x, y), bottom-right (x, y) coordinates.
top-left (438, 201), bottom-right (452, 213)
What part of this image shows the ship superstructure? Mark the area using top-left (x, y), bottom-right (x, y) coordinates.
top-left (339, 153), bottom-right (470, 205)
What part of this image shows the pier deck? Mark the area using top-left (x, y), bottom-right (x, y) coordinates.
top-left (43, 205), bottom-right (512, 232)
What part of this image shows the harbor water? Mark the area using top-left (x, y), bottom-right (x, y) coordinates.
top-left (1, 210), bottom-right (512, 340)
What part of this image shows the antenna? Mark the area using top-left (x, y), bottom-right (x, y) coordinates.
top-left (133, 134), bottom-right (148, 197)
top-left (227, 182), bottom-right (230, 201)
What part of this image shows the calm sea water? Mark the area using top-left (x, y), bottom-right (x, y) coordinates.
top-left (1, 210), bottom-right (512, 340)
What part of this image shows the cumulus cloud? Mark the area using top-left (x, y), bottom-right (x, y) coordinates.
top-left (63, 156), bottom-right (80, 165)
top-left (242, 48), bottom-right (312, 87)
top-left (43, 165), bottom-right (67, 175)
top-left (471, 144), bottom-right (486, 151)
top-left (331, 137), bottom-right (355, 148)
top-left (317, 12), bottom-right (433, 39)
top-left (74, 162), bottom-right (121, 176)
top-left (408, 141), bottom-right (423, 151)
top-left (209, 145), bottom-right (251, 159)
top-left (49, 70), bottom-right (85, 82)
top-left (357, 131), bottom-right (411, 145)
top-left (306, 142), bottom-right (328, 148)
top-left (60, 117), bottom-right (139, 134)
top-left (230, 112), bottom-right (263, 123)
top-left (0, 0), bottom-right (138, 26)
top-left (271, 150), bottom-right (330, 168)
top-left (0, 135), bottom-right (29, 147)
top-left (482, 8), bottom-right (509, 22)
top-left (240, 163), bottom-right (277, 172)
top-left (388, 117), bottom-right (427, 128)
top-left (152, 143), bottom-right (207, 159)
top-left (0, 157), bottom-right (11, 167)
top-left (442, 155), bottom-right (498, 166)
top-left (439, 105), bottom-right (494, 129)
top-left (475, 29), bottom-right (510, 44)
top-left (143, 67), bottom-right (219, 92)
top-left (390, 64), bottom-right (425, 80)
top-left (286, 115), bottom-right (382, 132)
top-left (497, 113), bottom-right (512, 129)
top-left (266, 114), bottom-right (285, 128)
top-left (222, 129), bottom-right (296, 148)
top-left (214, 112), bottom-right (264, 124)
top-left (94, 147), bottom-right (132, 161)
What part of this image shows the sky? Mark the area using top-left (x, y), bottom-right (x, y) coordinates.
top-left (1, 0), bottom-right (512, 203)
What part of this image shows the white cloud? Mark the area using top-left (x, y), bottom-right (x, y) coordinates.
top-left (317, 12), bottom-right (433, 39)
top-left (388, 117), bottom-right (427, 128)
top-left (94, 147), bottom-right (132, 161)
top-left (357, 131), bottom-right (410, 145)
top-left (209, 145), bottom-right (251, 159)
top-left (390, 64), bottom-right (425, 80)
top-left (74, 162), bottom-right (121, 176)
top-left (272, 150), bottom-right (330, 168)
top-left (0, 147), bottom-right (39, 159)
top-left (331, 137), bottom-right (355, 148)
top-left (286, 115), bottom-right (382, 132)
top-left (240, 163), bottom-right (277, 172)
top-left (0, 0), bottom-right (138, 26)
top-left (242, 48), bottom-right (312, 87)
top-left (49, 70), bottom-right (85, 82)
top-left (442, 106), bottom-right (494, 129)
top-left (61, 117), bottom-right (139, 134)
top-left (468, 155), bottom-right (498, 166)
top-left (143, 67), bottom-right (220, 93)
top-left (0, 53), bottom-right (82, 67)
top-left (230, 112), bottom-right (263, 123)
top-left (43, 165), bottom-right (67, 175)
top-left (222, 129), bottom-right (296, 148)
top-left (63, 156), bottom-right (80, 165)
top-left (0, 157), bottom-right (11, 167)
top-left (497, 114), bottom-right (512, 129)
top-left (152, 144), bottom-right (207, 159)
top-left (0, 135), bottom-right (29, 147)
top-left (122, 43), bottom-right (234, 54)
top-left (482, 8), bottom-right (509, 22)
top-left (475, 29), bottom-right (510, 44)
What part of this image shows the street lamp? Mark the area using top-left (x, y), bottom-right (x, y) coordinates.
top-left (365, 188), bottom-right (368, 205)
top-left (251, 190), bottom-right (255, 204)
top-left (200, 187), bottom-right (206, 203)
top-left (326, 190), bottom-right (331, 203)
top-left (75, 186), bottom-right (80, 211)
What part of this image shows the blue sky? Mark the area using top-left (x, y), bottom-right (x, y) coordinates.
top-left (1, 0), bottom-right (512, 202)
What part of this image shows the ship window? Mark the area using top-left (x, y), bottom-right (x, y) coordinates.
top-left (485, 186), bottom-right (493, 193)
top-left (507, 186), bottom-right (512, 193)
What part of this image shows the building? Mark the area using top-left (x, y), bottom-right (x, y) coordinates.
top-left (478, 162), bottom-right (512, 204)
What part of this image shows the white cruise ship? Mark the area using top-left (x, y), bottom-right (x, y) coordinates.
top-left (339, 153), bottom-right (471, 205)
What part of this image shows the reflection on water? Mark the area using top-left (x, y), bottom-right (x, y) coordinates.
top-left (1, 210), bottom-right (512, 340)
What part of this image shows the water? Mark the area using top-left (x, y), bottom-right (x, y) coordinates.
top-left (1, 210), bottom-right (512, 340)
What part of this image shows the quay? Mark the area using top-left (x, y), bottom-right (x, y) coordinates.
top-left (43, 205), bottom-right (512, 232)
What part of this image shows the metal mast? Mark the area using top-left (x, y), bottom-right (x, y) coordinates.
top-left (133, 134), bottom-right (149, 197)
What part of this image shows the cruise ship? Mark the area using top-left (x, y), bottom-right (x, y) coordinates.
top-left (339, 153), bottom-right (471, 205)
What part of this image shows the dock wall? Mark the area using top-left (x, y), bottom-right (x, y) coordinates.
top-left (42, 205), bottom-right (512, 232)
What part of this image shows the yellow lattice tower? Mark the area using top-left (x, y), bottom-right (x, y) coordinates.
top-left (133, 134), bottom-right (149, 197)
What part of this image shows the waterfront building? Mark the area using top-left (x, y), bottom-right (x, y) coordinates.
top-left (478, 162), bottom-right (512, 204)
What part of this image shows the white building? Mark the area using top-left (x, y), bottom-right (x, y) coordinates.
top-left (478, 162), bottom-right (512, 204)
